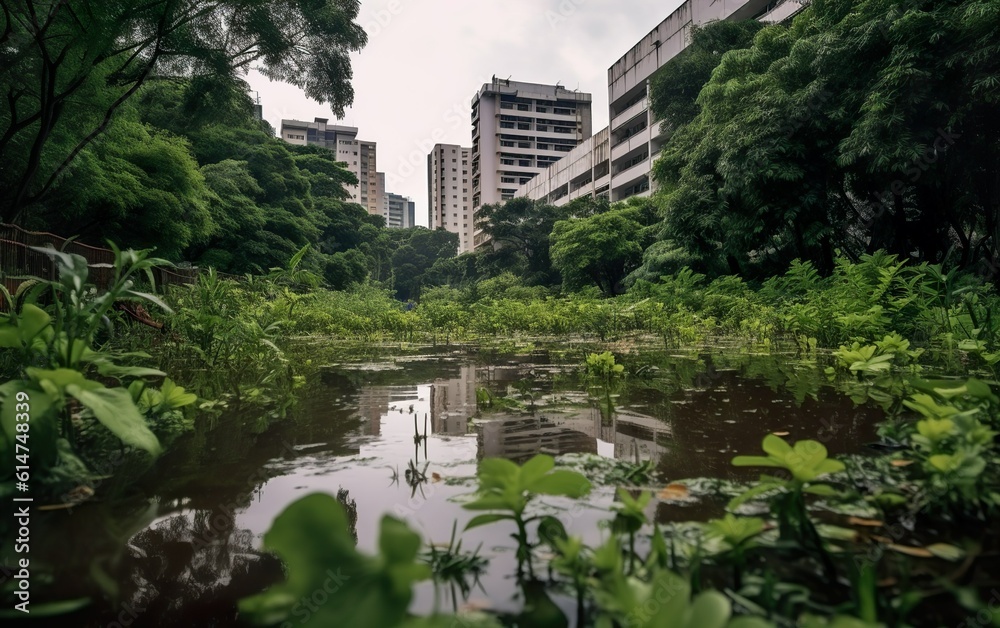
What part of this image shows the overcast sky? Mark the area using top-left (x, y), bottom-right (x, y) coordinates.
top-left (247, 0), bottom-right (685, 227)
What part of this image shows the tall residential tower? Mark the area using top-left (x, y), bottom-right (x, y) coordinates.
top-left (471, 78), bottom-right (592, 248)
top-left (428, 144), bottom-right (473, 253)
top-left (280, 117), bottom-right (380, 216)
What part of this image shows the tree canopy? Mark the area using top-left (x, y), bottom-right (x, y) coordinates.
top-left (550, 197), bottom-right (660, 296)
top-left (649, 0), bottom-right (1000, 279)
top-left (0, 0), bottom-right (367, 222)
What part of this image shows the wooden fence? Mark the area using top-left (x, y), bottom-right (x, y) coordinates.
top-left (0, 223), bottom-right (241, 310)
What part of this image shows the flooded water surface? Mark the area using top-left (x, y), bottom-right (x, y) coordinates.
top-left (15, 346), bottom-right (887, 626)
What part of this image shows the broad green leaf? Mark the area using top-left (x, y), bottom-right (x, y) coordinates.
top-left (379, 516), bottom-right (424, 565)
top-left (160, 379), bottom-right (197, 408)
top-left (519, 454), bottom-right (555, 486)
top-left (803, 484), bottom-right (840, 497)
top-left (685, 590), bottom-right (732, 628)
top-left (813, 459), bottom-right (846, 477)
top-left (240, 494), bottom-right (428, 628)
top-left (463, 494), bottom-right (515, 511)
top-left (95, 363), bottom-right (167, 379)
top-left (25, 367), bottom-right (97, 391)
top-left (731, 455), bottom-right (784, 468)
top-left (761, 434), bottom-right (793, 458)
top-left (66, 385), bottom-right (162, 456)
top-left (0, 323), bottom-right (20, 348)
top-left (528, 469), bottom-right (591, 497)
top-left (925, 543), bottom-right (965, 561)
top-left (18, 304), bottom-right (51, 341)
top-left (464, 513), bottom-right (513, 530)
top-left (728, 480), bottom-right (784, 510)
top-left (477, 457), bottom-right (520, 490)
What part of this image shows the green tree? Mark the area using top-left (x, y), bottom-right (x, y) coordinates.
top-left (475, 197), bottom-right (570, 287)
top-left (649, 1), bottom-right (1000, 278)
top-left (649, 20), bottom-right (765, 132)
top-left (550, 199), bottom-right (658, 296)
top-left (0, 0), bottom-right (367, 223)
top-left (35, 106), bottom-right (215, 260)
top-left (390, 228), bottom-right (459, 302)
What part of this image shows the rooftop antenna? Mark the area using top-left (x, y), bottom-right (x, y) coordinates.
top-left (505, 74), bottom-right (511, 86)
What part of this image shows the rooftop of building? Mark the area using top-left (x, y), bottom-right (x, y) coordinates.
top-left (473, 77), bottom-right (592, 105)
top-left (280, 118), bottom-right (359, 134)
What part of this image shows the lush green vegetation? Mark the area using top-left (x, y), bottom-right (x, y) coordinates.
top-left (3, 0), bottom-right (1000, 625)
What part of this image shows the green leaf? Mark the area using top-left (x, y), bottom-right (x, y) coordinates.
top-left (95, 363), bottom-right (167, 379)
top-left (240, 493), bottom-right (429, 628)
top-left (464, 513), bottom-right (513, 530)
top-left (528, 469), bottom-right (591, 497)
top-left (519, 454), bottom-right (555, 486)
top-left (25, 367), bottom-right (92, 391)
top-left (925, 543), bottom-right (965, 561)
top-left (160, 379), bottom-right (197, 408)
top-left (122, 290), bottom-right (174, 314)
top-left (728, 480), bottom-right (784, 510)
top-left (686, 590), bottom-right (732, 628)
top-left (477, 457), bottom-right (520, 490)
top-left (731, 455), bottom-right (784, 468)
top-left (761, 433), bottom-right (793, 457)
top-left (463, 494), bottom-right (515, 511)
top-left (803, 484), bottom-right (840, 497)
top-left (66, 385), bottom-right (162, 456)
top-left (379, 516), bottom-right (424, 565)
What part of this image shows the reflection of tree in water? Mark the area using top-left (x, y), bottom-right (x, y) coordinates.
top-left (116, 488), bottom-right (357, 627)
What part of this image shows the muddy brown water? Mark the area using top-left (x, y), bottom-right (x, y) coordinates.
top-left (3, 347), bottom-right (885, 626)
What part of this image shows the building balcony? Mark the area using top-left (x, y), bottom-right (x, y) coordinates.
top-left (611, 159), bottom-right (651, 191)
top-left (611, 127), bottom-right (651, 162)
top-left (610, 97), bottom-right (648, 134)
top-left (760, 0), bottom-right (808, 24)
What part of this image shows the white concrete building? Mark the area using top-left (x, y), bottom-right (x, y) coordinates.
top-left (471, 78), bottom-right (593, 248)
top-left (516, 0), bottom-right (807, 206)
top-left (386, 193), bottom-right (414, 229)
top-left (515, 128), bottom-right (610, 207)
top-left (427, 144), bottom-right (474, 253)
top-left (280, 117), bottom-right (380, 216)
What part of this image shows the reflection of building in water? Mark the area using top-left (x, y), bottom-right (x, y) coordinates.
top-left (608, 409), bottom-right (672, 461)
top-left (478, 416), bottom-right (597, 463)
top-left (430, 365), bottom-right (477, 435)
top-left (477, 407), bottom-right (671, 464)
top-left (357, 385), bottom-right (420, 436)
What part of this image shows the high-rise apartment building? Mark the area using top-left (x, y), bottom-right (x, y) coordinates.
top-left (516, 0), bottom-right (804, 206)
top-left (386, 193), bottom-right (414, 229)
top-left (471, 79), bottom-right (593, 248)
top-left (427, 144), bottom-right (473, 253)
top-left (280, 117), bottom-right (379, 215)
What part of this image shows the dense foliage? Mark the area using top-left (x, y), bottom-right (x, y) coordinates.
top-left (0, 0), bottom-right (367, 223)
top-left (647, 0), bottom-right (1000, 279)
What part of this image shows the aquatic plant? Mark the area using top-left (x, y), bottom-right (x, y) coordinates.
top-left (463, 454), bottom-right (591, 576)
